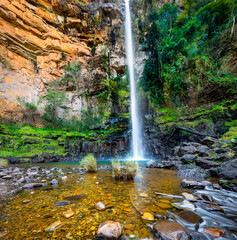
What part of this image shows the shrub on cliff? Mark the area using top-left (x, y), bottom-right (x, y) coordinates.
top-left (80, 153), bottom-right (97, 172)
top-left (41, 89), bottom-right (68, 129)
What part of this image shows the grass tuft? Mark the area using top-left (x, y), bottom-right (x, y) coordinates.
top-left (0, 158), bottom-right (9, 168)
top-left (112, 160), bottom-right (138, 180)
top-left (80, 153), bottom-right (97, 172)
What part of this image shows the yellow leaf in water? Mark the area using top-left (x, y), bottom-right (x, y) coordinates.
top-left (66, 232), bottom-right (73, 239)
top-left (142, 212), bottom-right (154, 221)
top-left (139, 193), bottom-right (148, 198)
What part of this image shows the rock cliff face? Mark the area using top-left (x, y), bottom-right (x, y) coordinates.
top-left (0, 0), bottom-right (126, 122)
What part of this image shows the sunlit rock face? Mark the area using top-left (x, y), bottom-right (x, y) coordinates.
top-left (0, 0), bottom-right (125, 123)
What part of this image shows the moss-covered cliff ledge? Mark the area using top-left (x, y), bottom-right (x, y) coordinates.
top-left (149, 99), bottom-right (237, 138)
top-left (0, 118), bottom-right (129, 162)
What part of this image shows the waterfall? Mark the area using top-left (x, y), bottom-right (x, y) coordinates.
top-left (124, 0), bottom-right (143, 159)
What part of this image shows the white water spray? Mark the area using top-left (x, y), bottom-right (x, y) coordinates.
top-left (124, 0), bottom-right (143, 159)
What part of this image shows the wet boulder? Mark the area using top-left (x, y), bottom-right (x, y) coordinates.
top-left (7, 157), bottom-right (20, 164)
top-left (182, 192), bottom-right (197, 201)
top-left (201, 137), bottom-right (219, 147)
top-left (177, 165), bottom-right (211, 180)
top-left (195, 145), bottom-right (210, 157)
top-left (181, 154), bottom-right (197, 164)
top-left (153, 220), bottom-right (190, 240)
top-left (32, 156), bottom-right (44, 163)
top-left (158, 160), bottom-right (182, 169)
top-left (181, 179), bottom-right (212, 189)
top-left (195, 158), bottom-right (220, 169)
top-left (95, 221), bottom-right (123, 240)
top-left (219, 179), bottom-right (237, 192)
top-left (145, 160), bottom-right (157, 168)
top-left (216, 159), bottom-right (237, 180)
top-left (204, 228), bottom-right (225, 238)
top-left (177, 210), bottom-right (203, 230)
top-left (172, 200), bottom-right (196, 211)
top-left (178, 146), bottom-right (197, 157)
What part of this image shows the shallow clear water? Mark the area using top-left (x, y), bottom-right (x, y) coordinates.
top-left (0, 167), bottom-right (186, 239)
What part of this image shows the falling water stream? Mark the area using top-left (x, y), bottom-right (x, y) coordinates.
top-left (124, 0), bottom-right (143, 159)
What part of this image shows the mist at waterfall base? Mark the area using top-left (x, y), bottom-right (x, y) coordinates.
top-left (124, 0), bottom-right (144, 160)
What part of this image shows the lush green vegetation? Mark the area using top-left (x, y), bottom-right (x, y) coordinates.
top-left (136, 0), bottom-right (237, 106)
top-left (0, 122), bottom-right (127, 159)
top-left (152, 99), bottom-right (237, 133)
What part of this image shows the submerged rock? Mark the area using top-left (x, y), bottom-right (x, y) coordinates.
top-left (55, 201), bottom-right (71, 207)
top-left (63, 194), bottom-right (86, 202)
top-left (95, 202), bottom-right (106, 211)
top-left (45, 220), bottom-right (64, 231)
top-left (61, 176), bottom-right (68, 181)
top-left (22, 200), bottom-right (31, 204)
top-left (62, 209), bottom-right (74, 218)
top-left (95, 221), bottom-right (123, 239)
top-left (153, 220), bottom-right (190, 240)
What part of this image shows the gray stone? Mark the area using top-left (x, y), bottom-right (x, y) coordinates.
top-left (55, 201), bottom-right (71, 206)
top-left (181, 154), bottom-right (197, 164)
top-left (2, 175), bottom-right (12, 179)
top-left (181, 179), bottom-right (212, 189)
top-left (195, 145), bottom-right (210, 157)
top-left (178, 146), bottom-right (197, 157)
top-left (177, 165), bottom-right (211, 180)
top-left (217, 159), bottom-right (237, 180)
top-left (195, 158), bottom-right (220, 169)
top-left (172, 200), bottom-right (196, 211)
top-left (201, 137), bottom-right (219, 147)
top-left (0, 172), bottom-right (7, 178)
top-left (23, 183), bottom-right (47, 189)
top-left (50, 179), bottom-right (58, 185)
top-left (145, 160), bottom-right (157, 168)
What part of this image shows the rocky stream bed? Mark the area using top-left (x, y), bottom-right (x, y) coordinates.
top-left (0, 160), bottom-right (237, 240)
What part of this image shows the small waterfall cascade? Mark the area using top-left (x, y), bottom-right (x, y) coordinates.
top-left (124, 0), bottom-right (143, 159)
